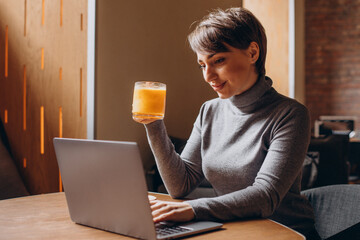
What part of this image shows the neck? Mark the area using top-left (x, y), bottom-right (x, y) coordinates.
top-left (227, 75), bottom-right (273, 111)
top-left (245, 70), bottom-right (259, 92)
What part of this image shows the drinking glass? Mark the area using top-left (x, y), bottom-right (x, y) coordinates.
top-left (132, 81), bottom-right (166, 123)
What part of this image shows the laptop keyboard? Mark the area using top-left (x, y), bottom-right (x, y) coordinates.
top-left (155, 222), bottom-right (192, 237)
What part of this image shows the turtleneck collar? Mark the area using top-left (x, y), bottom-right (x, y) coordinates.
top-left (226, 75), bottom-right (273, 110)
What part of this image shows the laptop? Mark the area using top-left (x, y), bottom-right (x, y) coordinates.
top-left (53, 138), bottom-right (223, 240)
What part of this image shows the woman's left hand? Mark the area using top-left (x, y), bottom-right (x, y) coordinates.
top-left (150, 200), bottom-right (195, 223)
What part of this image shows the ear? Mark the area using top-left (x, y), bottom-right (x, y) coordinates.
top-left (247, 42), bottom-right (260, 64)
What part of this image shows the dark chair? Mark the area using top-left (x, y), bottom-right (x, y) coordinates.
top-left (0, 119), bottom-right (29, 200)
top-left (308, 134), bottom-right (350, 188)
top-left (302, 184), bottom-right (360, 240)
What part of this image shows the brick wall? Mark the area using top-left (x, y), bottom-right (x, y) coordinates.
top-left (305, 0), bottom-right (360, 131)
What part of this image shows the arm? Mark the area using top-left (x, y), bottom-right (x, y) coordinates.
top-left (145, 117), bottom-right (204, 198)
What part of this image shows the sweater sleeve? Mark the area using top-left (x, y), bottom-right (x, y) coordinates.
top-left (187, 104), bottom-right (311, 221)
top-left (144, 117), bottom-right (204, 198)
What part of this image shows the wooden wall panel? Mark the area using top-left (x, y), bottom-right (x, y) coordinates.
top-left (0, 0), bottom-right (87, 194)
top-left (243, 0), bottom-right (289, 96)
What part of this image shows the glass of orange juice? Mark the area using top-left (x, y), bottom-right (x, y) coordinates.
top-left (132, 81), bottom-right (166, 122)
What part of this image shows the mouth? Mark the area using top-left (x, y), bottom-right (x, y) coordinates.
top-left (211, 82), bottom-right (226, 91)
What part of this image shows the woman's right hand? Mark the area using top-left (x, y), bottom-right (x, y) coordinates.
top-left (150, 199), bottom-right (195, 223)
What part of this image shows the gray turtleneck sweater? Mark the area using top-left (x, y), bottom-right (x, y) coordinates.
top-left (145, 76), bottom-right (315, 235)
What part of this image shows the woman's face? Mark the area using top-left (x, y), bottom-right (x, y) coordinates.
top-left (197, 42), bottom-right (259, 99)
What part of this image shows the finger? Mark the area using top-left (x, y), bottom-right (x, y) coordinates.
top-left (152, 204), bottom-right (172, 218)
top-left (149, 199), bottom-right (159, 206)
top-left (150, 200), bottom-right (170, 210)
top-left (150, 201), bottom-right (162, 210)
top-left (153, 210), bottom-right (175, 223)
top-left (153, 203), bottom-right (195, 223)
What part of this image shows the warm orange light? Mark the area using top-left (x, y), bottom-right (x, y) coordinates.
top-left (23, 65), bottom-right (27, 130)
top-left (40, 106), bottom-right (44, 154)
top-left (59, 172), bottom-right (63, 192)
top-left (60, 0), bottom-right (63, 27)
top-left (41, 48), bottom-right (44, 70)
top-left (23, 158), bottom-right (27, 168)
top-left (5, 25), bottom-right (8, 77)
top-left (59, 107), bottom-right (63, 138)
top-left (59, 67), bottom-right (62, 80)
top-left (4, 109), bottom-right (8, 124)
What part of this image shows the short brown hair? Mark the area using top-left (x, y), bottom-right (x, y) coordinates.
top-left (188, 7), bottom-right (267, 76)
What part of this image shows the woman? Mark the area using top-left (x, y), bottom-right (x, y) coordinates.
top-left (136, 7), bottom-right (320, 240)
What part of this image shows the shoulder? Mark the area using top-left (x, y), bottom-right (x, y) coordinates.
top-left (276, 93), bottom-right (309, 119)
top-left (263, 76), bottom-right (309, 118)
top-left (194, 98), bottom-right (225, 127)
top-left (268, 92), bottom-right (310, 134)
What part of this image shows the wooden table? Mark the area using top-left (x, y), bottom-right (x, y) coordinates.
top-left (0, 192), bottom-right (305, 240)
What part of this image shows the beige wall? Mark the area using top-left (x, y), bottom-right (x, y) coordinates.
top-left (95, 0), bottom-right (242, 170)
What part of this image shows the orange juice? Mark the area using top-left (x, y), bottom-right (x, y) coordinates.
top-left (132, 82), bottom-right (166, 121)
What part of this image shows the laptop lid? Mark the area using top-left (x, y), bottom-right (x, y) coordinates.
top-left (53, 138), bottom-right (222, 240)
top-left (54, 138), bottom-right (157, 239)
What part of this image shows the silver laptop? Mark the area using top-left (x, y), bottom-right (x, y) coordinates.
top-left (53, 138), bottom-right (223, 240)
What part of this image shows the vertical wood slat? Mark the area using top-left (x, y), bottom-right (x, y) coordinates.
top-left (59, 173), bottom-right (63, 192)
top-left (80, 68), bottom-right (83, 117)
top-left (60, 0), bottom-right (63, 27)
top-left (80, 13), bottom-right (83, 31)
top-left (41, 48), bottom-right (44, 70)
top-left (59, 106), bottom-right (63, 192)
top-left (42, 0), bottom-right (45, 25)
top-left (59, 107), bottom-right (63, 138)
top-left (4, 110), bottom-right (8, 124)
top-left (40, 106), bottom-right (44, 154)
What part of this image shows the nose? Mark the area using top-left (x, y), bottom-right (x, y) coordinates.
top-left (203, 65), bottom-right (217, 83)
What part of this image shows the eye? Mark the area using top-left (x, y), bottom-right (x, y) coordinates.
top-left (214, 57), bottom-right (225, 64)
